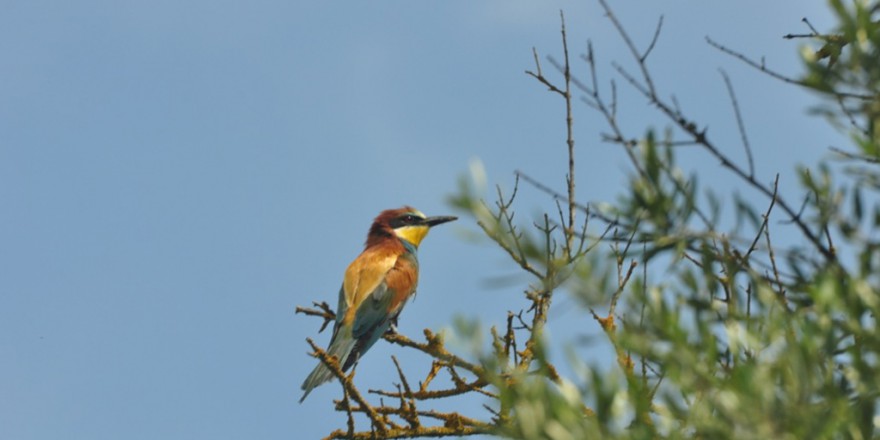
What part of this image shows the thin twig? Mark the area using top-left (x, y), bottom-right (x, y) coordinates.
top-left (610, 260), bottom-right (639, 316)
top-left (802, 17), bottom-right (820, 36)
top-left (763, 215), bottom-right (787, 303)
top-left (706, 37), bottom-right (873, 100)
top-left (744, 174), bottom-right (779, 260)
top-left (720, 69), bottom-right (755, 178)
top-left (830, 146), bottom-right (880, 164)
top-left (295, 301), bottom-right (336, 332)
top-left (641, 15), bottom-right (664, 62)
top-left (560, 10), bottom-right (577, 260)
top-left (390, 356), bottom-right (420, 429)
top-left (384, 330), bottom-right (485, 377)
top-left (526, 47), bottom-right (566, 97)
top-left (598, 0), bottom-right (657, 97)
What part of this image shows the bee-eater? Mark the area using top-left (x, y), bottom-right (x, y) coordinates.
top-left (300, 206), bottom-right (457, 402)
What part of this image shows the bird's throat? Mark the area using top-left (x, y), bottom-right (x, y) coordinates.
top-left (393, 225), bottom-right (429, 248)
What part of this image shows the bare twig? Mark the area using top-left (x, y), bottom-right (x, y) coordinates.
top-left (763, 212), bottom-right (787, 303)
top-left (641, 15), bottom-right (664, 62)
top-left (372, 377), bottom-right (493, 401)
top-left (526, 48), bottom-right (566, 97)
top-left (706, 37), bottom-right (872, 100)
top-left (560, 11), bottom-right (577, 260)
top-left (296, 301), bottom-right (336, 332)
top-left (575, 40), bottom-right (650, 182)
top-left (389, 356), bottom-right (421, 429)
top-left (610, 260), bottom-right (639, 316)
top-left (598, 0), bottom-right (657, 97)
top-left (744, 174), bottom-right (780, 260)
top-left (720, 69), bottom-right (756, 178)
top-left (830, 146), bottom-right (880, 164)
top-left (802, 17), bottom-right (821, 36)
top-left (341, 385), bottom-right (355, 437)
top-left (384, 330), bottom-right (485, 377)
top-left (325, 423), bottom-right (489, 440)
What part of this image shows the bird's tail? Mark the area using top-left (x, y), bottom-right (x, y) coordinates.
top-left (299, 334), bottom-right (356, 403)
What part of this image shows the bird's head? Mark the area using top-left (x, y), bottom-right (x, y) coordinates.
top-left (367, 206), bottom-right (457, 248)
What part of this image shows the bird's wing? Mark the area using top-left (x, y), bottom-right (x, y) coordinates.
top-left (340, 280), bottom-right (395, 372)
top-left (351, 281), bottom-right (393, 338)
top-left (340, 247), bottom-right (398, 325)
top-left (328, 249), bottom-right (401, 372)
top-left (351, 255), bottom-right (419, 337)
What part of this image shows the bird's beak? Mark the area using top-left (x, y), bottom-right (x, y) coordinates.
top-left (425, 215), bottom-right (457, 227)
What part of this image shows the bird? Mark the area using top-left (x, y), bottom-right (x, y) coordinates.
top-left (300, 206), bottom-right (457, 402)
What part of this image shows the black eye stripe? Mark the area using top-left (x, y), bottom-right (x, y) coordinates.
top-left (391, 214), bottom-right (423, 228)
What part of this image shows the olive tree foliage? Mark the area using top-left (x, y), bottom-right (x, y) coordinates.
top-left (298, 1), bottom-right (880, 438)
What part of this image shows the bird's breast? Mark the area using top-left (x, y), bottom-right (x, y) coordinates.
top-left (385, 256), bottom-right (419, 311)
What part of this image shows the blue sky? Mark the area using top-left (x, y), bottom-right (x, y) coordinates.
top-left (1, 1), bottom-right (846, 439)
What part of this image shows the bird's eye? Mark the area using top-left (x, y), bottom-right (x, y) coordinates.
top-left (393, 214), bottom-right (423, 228)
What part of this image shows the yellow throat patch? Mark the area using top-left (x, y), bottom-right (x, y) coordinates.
top-left (394, 225), bottom-right (430, 247)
